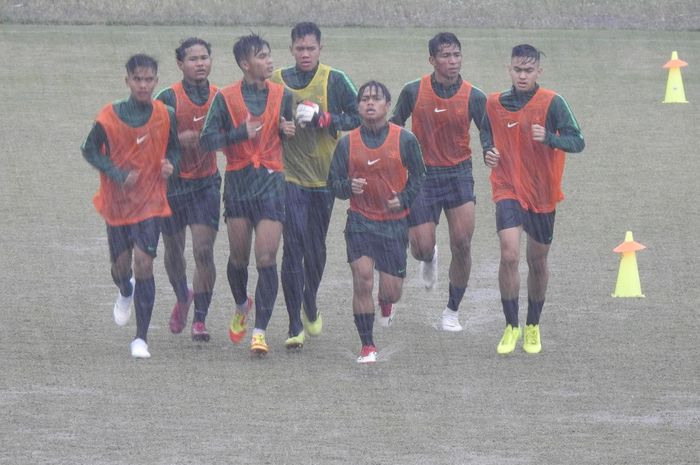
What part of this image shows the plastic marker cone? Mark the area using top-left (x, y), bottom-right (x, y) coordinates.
top-left (663, 51), bottom-right (688, 103)
top-left (612, 231), bottom-right (646, 298)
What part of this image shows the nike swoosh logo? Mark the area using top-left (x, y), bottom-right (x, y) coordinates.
top-left (136, 135), bottom-right (148, 144)
top-left (507, 122), bottom-right (519, 128)
top-left (367, 159), bottom-right (380, 166)
top-left (434, 108), bottom-right (447, 113)
top-left (193, 115), bottom-right (206, 122)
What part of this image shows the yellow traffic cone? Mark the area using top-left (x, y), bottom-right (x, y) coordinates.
top-left (663, 51), bottom-right (688, 103)
top-left (612, 231), bottom-right (646, 298)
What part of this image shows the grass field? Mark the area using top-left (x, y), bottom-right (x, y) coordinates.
top-left (1, 24), bottom-right (699, 465)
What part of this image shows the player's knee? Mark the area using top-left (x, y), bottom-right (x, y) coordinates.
top-left (500, 249), bottom-right (519, 269)
top-left (451, 236), bottom-right (472, 257)
top-left (256, 251), bottom-right (278, 268)
top-left (193, 242), bottom-right (214, 266)
top-left (353, 273), bottom-right (373, 295)
top-left (411, 243), bottom-right (435, 261)
top-left (133, 255), bottom-right (154, 278)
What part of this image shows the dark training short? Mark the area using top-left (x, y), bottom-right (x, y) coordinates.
top-left (408, 164), bottom-right (476, 227)
top-left (495, 199), bottom-right (556, 245)
top-left (345, 229), bottom-right (408, 278)
top-left (224, 195), bottom-right (285, 225)
top-left (106, 217), bottom-right (161, 262)
top-left (161, 183), bottom-right (221, 236)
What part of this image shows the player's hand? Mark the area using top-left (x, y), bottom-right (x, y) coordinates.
top-left (245, 113), bottom-right (263, 139)
top-left (280, 117), bottom-right (296, 137)
top-left (295, 100), bottom-right (319, 127)
top-left (387, 191), bottom-right (402, 212)
top-left (123, 170), bottom-right (140, 188)
top-left (351, 177), bottom-right (367, 195)
top-left (178, 129), bottom-right (200, 149)
top-left (161, 159), bottom-right (174, 179)
top-left (484, 147), bottom-right (500, 168)
top-left (531, 124), bottom-right (546, 142)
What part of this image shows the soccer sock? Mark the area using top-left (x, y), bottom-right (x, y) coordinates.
top-left (227, 261), bottom-right (248, 306)
top-left (501, 298), bottom-right (519, 327)
top-left (378, 299), bottom-right (392, 317)
top-left (354, 313), bottom-right (375, 346)
top-left (134, 276), bottom-right (155, 341)
top-left (526, 299), bottom-right (544, 325)
top-left (193, 292), bottom-right (212, 323)
top-left (281, 259), bottom-right (304, 326)
top-left (170, 276), bottom-right (190, 303)
top-left (254, 265), bottom-right (278, 331)
top-left (112, 269), bottom-right (133, 297)
top-left (447, 282), bottom-right (467, 311)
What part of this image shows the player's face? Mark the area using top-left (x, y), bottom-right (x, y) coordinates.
top-left (509, 57), bottom-right (542, 93)
top-left (290, 34), bottom-right (322, 72)
top-left (242, 45), bottom-right (274, 81)
top-left (178, 44), bottom-right (212, 84)
top-left (126, 66), bottom-right (158, 104)
top-left (358, 86), bottom-right (390, 124)
top-left (429, 43), bottom-right (462, 83)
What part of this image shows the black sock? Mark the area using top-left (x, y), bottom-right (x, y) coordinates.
top-left (227, 261), bottom-right (248, 305)
top-left (193, 292), bottom-right (212, 323)
top-left (354, 313), bottom-right (375, 346)
top-left (526, 299), bottom-right (544, 325)
top-left (254, 265), bottom-right (278, 331)
top-left (501, 298), bottom-right (519, 327)
top-left (134, 276), bottom-right (155, 341)
top-left (447, 283), bottom-right (467, 311)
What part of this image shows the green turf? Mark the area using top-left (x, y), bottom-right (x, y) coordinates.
top-left (1, 24), bottom-right (699, 465)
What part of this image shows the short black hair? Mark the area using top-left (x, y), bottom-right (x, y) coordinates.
top-left (356, 80), bottom-right (391, 104)
top-left (511, 44), bottom-right (543, 64)
top-left (176, 37), bottom-right (211, 61)
top-left (291, 22), bottom-right (321, 43)
top-left (125, 54), bottom-right (158, 74)
top-left (428, 32), bottom-right (461, 57)
top-left (232, 33), bottom-right (270, 68)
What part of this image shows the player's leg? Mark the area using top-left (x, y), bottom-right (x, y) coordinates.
top-left (346, 229), bottom-right (377, 363)
top-left (281, 182), bottom-right (308, 339)
top-left (441, 201), bottom-right (475, 332)
top-left (377, 273), bottom-right (404, 312)
top-left (525, 235), bottom-right (551, 318)
top-left (350, 255), bottom-right (377, 363)
top-left (226, 214), bottom-right (253, 344)
top-left (301, 189), bottom-right (334, 329)
top-left (522, 210), bottom-right (555, 354)
top-left (408, 177), bottom-right (440, 289)
top-left (190, 223), bottom-right (217, 340)
top-left (188, 183), bottom-right (221, 341)
top-left (161, 201), bottom-right (190, 299)
top-left (130, 218), bottom-right (161, 358)
top-left (495, 199), bottom-right (524, 354)
top-left (162, 226), bottom-right (192, 334)
top-left (409, 222), bottom-right (437, 263)
top-left (108, 224), bottom-right (135, 327)
top-left (439, 166), bottom-right (477, 330)
top-left (375, 227), bottom-right (408, 328)
top-left (251, 217), bottom-right (283, 354)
